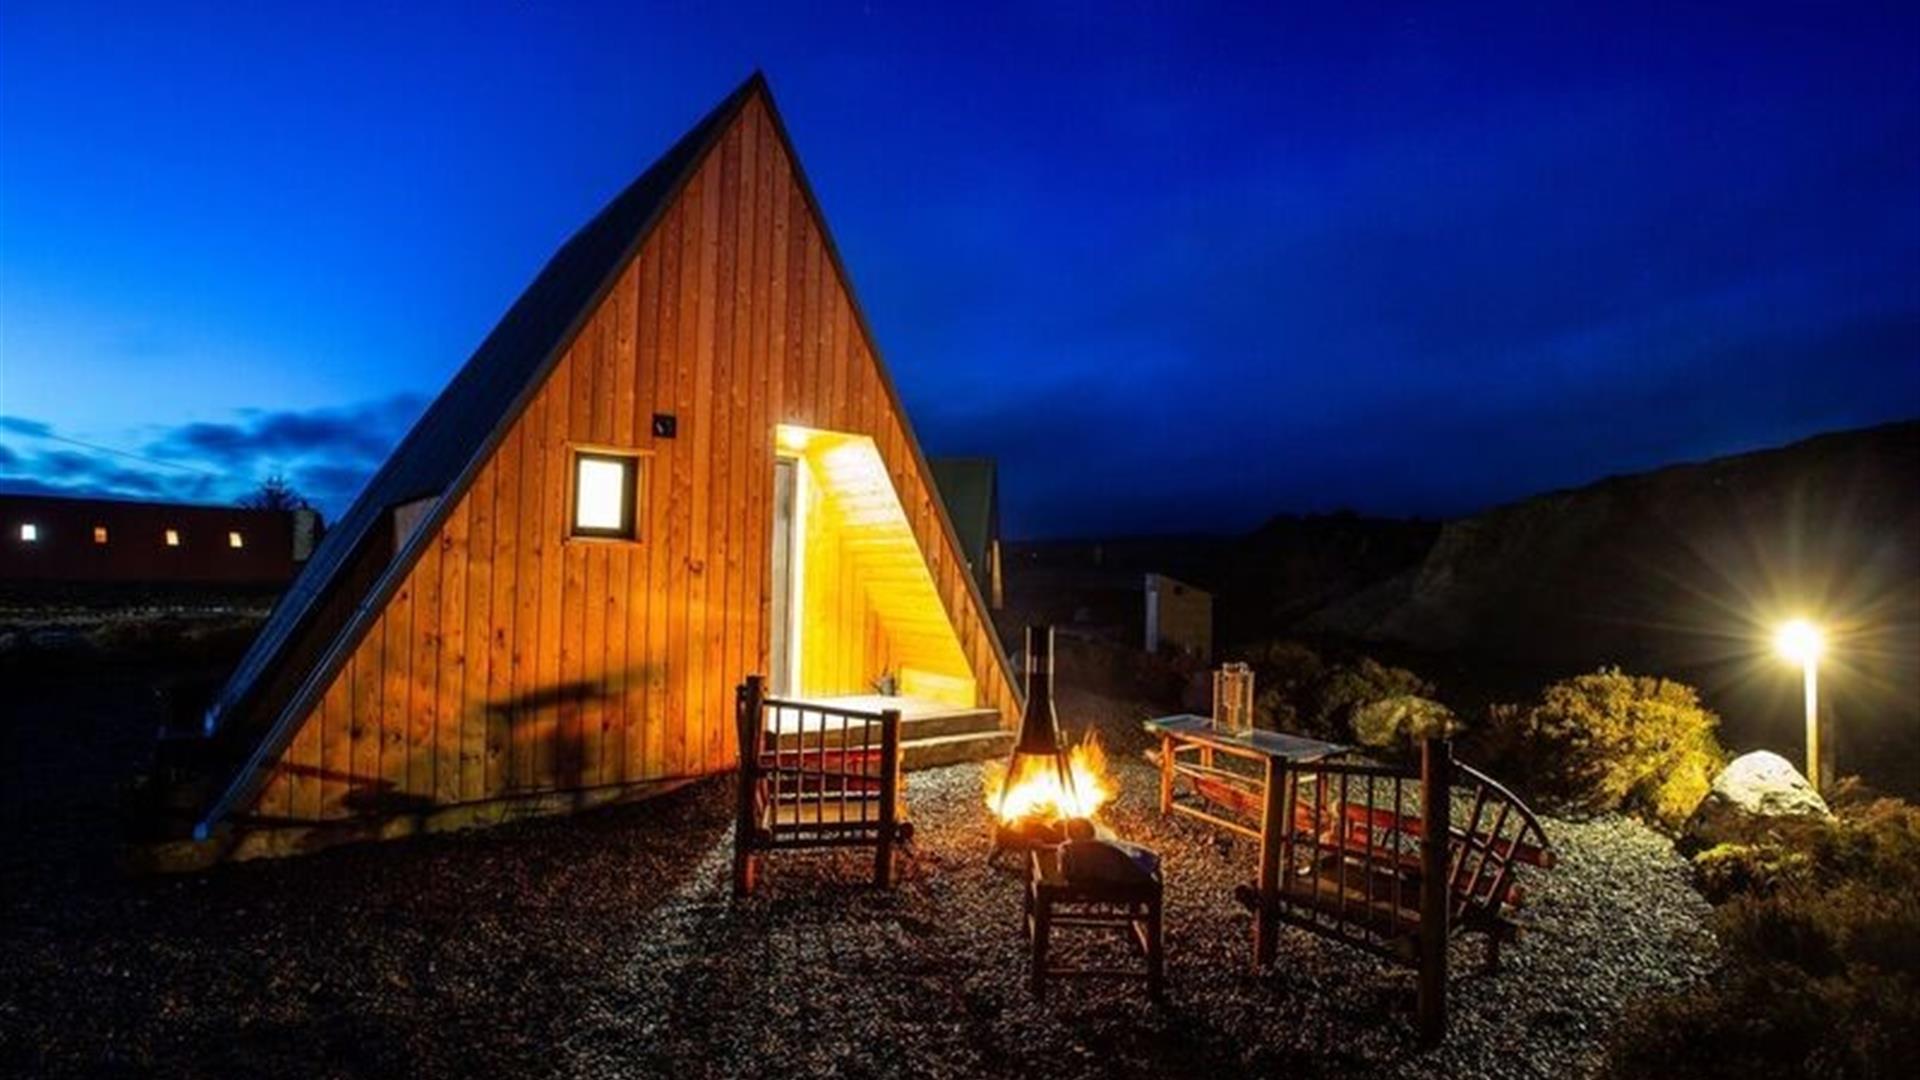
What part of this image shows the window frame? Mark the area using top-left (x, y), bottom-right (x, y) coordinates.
top-left (565, 445), bottom-right (646, 543)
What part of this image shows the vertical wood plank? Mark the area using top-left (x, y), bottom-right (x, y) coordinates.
top-left (611, 263), bottom-right (639, 784)
top-left (513, 405), bottom-right (545, 792)
top-left (381, 574), bottom-right (414, 806)
top-left (288, 677), bottom-right (323, 821)
top-left (488, 431), bottom-right (521, 798)
top-left (669, 174), bottom-right (701, 775)
top-left (463, 461), bottom-right (494, 802)
top-left (436, 499), bottom-right (470, 804)
top-left (645, 211), bottom-right (676, 780)
top-left (538, 359), bottom-right (569, 789)
top-left (408, 536), bottom-right (443, 798)
top-left (325, 672), bottom-right (357, 819)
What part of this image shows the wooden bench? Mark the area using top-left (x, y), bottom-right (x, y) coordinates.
top-left (732, 676), bottom-right (910, 898)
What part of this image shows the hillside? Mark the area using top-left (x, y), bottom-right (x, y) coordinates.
top-left (1303, 421), bottom-right (1920, 787)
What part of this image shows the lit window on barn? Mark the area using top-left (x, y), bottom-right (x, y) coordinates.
top-left (229, 531), bottom-right (244, 549)
top-left (19, 523), bottom-right (38, 542)
top-left (165, 529), bottom-right (181, 547)
top-left (94, 526), bottom-right (109, 544)
top-left (571, 450), bottom-right (641, 539)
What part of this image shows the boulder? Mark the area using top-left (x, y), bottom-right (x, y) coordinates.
top-left (1684, 750), bottom-right (1832, 847)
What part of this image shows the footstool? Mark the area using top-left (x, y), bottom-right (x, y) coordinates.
top-left (1025, 842), bottom-right (1165, 1001)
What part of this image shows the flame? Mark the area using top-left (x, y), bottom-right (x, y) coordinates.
top-left (984, 730), bottom-right (1115, 823)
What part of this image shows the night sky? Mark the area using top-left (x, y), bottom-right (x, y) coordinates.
top-left (2, 3), bottom-right (1915, 537)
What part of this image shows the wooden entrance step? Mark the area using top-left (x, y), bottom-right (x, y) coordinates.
top-left (903, 727), bottom-right (1015, 770)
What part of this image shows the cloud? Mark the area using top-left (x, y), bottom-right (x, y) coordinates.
top-left (0, 416), bottom-right (53, 438)
top-left (148, 393), bottom-right (425, 472)
top-left (0, 394), bottom-right (425, 516)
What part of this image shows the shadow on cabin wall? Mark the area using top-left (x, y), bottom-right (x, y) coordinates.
top-left (253, 661), bottom-right (697, 841)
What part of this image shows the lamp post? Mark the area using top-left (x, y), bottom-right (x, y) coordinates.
top-left (1773, 619), bottom-right (1825, 791)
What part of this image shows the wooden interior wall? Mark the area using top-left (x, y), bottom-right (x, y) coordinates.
top-left (794, 452), bottom-right (896, 697)
top-left (250, 93), bottom-right (1018, 824)
top-left (789, 433), bottom-right (973, 701)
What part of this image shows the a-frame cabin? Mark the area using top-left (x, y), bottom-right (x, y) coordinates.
top-left (182, 74), bottom-right (1020, 860)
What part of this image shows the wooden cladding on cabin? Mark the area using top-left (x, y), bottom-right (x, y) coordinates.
top-left (252, 95), bottom-right (1016, 823)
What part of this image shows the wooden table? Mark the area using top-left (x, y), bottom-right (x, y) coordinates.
top-left (1143, 714), bottom-right (1347, 964)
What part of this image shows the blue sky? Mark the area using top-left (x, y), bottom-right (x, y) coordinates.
top-left (2, 2), bottom-right (1915, 536)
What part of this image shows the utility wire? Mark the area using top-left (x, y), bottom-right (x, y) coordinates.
top-left (13, 430), bottom-right (226, 479)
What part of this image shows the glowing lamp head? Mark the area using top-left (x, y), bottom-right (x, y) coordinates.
top-left (1774, 619), bottom-right (1825, 665)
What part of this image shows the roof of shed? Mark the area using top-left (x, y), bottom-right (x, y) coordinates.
top-left (929, 457), bottom-right (998, 575)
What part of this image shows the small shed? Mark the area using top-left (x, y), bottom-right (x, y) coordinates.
top-left (928, 457), bottom-right (1003, 610)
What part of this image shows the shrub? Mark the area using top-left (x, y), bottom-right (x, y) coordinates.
top-left (1350, 694), bottom-right (1461, 750)
top-left (1234, 641), bottom-right (1435, 743)
top-left (1485, 667), bottom-right (1723, 829)
top-left (1239, 640), bottom-right (1325, 733)
top-left (1306, 656), bottom-right (1432, 738)
top-left (1607, 959), bottom-right (1920, 1080)
top-left (1609, 795), bottom-right (1920, 1079)
top-left (1691, 841), bottom-right (1817, 903)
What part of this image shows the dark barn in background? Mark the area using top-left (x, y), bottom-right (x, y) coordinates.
top-left (0, 494), bottom-right (318, 587)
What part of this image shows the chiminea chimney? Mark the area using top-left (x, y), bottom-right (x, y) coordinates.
top-left (991, 625), bottom-right (1082, 848)
top-left (1015, 624), bottom-right (1065, 755)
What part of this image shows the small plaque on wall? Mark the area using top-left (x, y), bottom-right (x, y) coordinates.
top-left (652, 413), bottom-right (678, 438)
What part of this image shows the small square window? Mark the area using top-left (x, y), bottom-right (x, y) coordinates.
top-left (19, 523), bottom-right (37, 542)
top-left (570, 450), bottom-right (640, 539)
top-left (94, 526), bottom-right (109, 544)
top-left (165, 529), bottom-right (181, 547)
top-left (229, 531), bottom-right (244, 549)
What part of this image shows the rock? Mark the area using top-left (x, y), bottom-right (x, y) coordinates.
top-left (1684, 750), bottom-right (1832, 847)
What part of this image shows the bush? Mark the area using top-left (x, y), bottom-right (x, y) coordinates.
top-left (1307, 656), bottom-right (1432, 738)
top-left (1609, 795), bottom-right (1920, 1079)
top-left (1607, 959), bottom-right (1920, 1080)
top-left (1692, 841), bottom-right (1817, 903)
top-left (1485, 667), bottom-right (1724, 829)
top-left (1350, 694), bottom-right (1461, 750)
top-left (1239, 640), bottom-right (1326, 733)
top-left (1234, 641), bottom-right (1435, 743)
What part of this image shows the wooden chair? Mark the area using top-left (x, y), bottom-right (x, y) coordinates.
top-left (732, 675), bottom-right (910, 898)
top-left (1230, 739), bottom-right (1555, 1042)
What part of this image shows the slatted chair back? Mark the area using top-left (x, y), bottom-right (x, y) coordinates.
top-left (1266, 754), bottom-right (1429, 962)
top-left (732, 675), bottom-right (906, 898)
top-left (1445, 762), bottom-right (1554, 929)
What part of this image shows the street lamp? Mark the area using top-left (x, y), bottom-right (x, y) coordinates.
top-left (1773, 618), bottom-right (1825, 790)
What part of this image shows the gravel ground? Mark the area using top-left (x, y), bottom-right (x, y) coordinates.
top-left (0, 675), bottom-right (1716, 1078)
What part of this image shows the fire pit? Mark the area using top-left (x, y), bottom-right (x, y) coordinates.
top-left (986, 625), bottom-right (1115, 860)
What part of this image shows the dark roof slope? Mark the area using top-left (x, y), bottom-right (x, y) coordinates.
top-left (928, 457), bottom-right (998, 579)
top-left (196, 74), bottom-right (764, 835)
